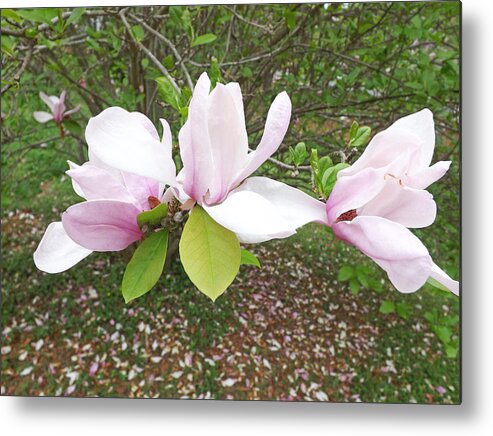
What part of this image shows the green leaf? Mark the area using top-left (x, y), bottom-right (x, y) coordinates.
top-left (434, 326), bottom-right (452, 345)
top-left (137, 203), bottom-right (168, 228)
top-left (65, 8), bottom-right (85, 27)
top-left (209, 56), bottom-right (222, 87)
top-left (1, 36), bottom-right (16, 57)
top-left (131, 24), bottom-right (145, 42)
top-left (426, 276), bottom-right (450, 292)
top-left (396, 302), bottom-right (410, 320)
top-left (349, 121), bottom-right (359, 142)
top-left (240, 249), bottom-right (261, 268)
top-left (1, 9), bottom-right (23, 23)
top-left (191, 33), bottom-right (217, 47)
top-left (163, 54), bottom-right (174, 70)
top-left (445, 344), bottom-right (458, 358)
top-left (349, 277), bottom-right (360, 295)
top-left (320, 162), bottom-right (350, 198)
top-left (63, 119), bottom-right (82, 136)
top-left (155, 76), bottom-right (181, 111)
top-left (284, 11), bottom-right (296, 31)
top-left (289, 142), bottom-right (307, 166)
top-left (122, 229), bottom-right (169, 303)
top-left (179, 206), bottom-right (241, 301)
top-left (379, 300), bottom-right (395, 314)
top-left (241, 66), bottom-right (253, 78)
top-left (349, 126), bottom-right (372, 148)
top-left (16, 8), bottom-right (59, 25)
top-left (337, 265), bottom-right (353, 281)
top-left (357, 270), bottom-right (369, 288)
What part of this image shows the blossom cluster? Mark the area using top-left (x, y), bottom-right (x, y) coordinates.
top-left (33, 73), bottom-right (459, 301)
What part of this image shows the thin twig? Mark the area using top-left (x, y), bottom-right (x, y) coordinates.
top-left (1, 43), bottom-right (34, 94)
top-left (119, 9), bottom-right (180, 94)
top-left (127, 12), bottom-right (193, 90)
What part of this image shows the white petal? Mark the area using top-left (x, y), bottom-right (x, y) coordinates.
top-left (85, 107), bottom-right (176, 186)
top-left (231, 91), bottom-right (292, 186)
top-left (430, 262), bottom-right (459, 295)
top-left (389, 108), bottom-right (435, 169)
top-left (39, 92), bottom-right (55, 111)
top-left (160, 118), bottom-right (173, 158)
top-left (340, 109), bottom-right (434, 177)
top-left (67, 160), bottom-right (85, 198)
top-left (203, 190), bottom-right (295, 242)
top-left (179, 72), bottom-right (214, 201)
top-left (34, 222), bottom-right (92, 273)
top-left (403, 161), bottom-right (451, 190)
top-left (360, 178), bottom-right (437, 228)
top-left (207, 83), bottom-right (249, 203)
top-left (234, 177), bottom-right (328, 227)
top-left (66, 163), bottom-right (137, 206)
top-left (33, 111), bottom-right (53, 123)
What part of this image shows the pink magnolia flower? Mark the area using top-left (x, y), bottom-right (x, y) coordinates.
top-left (326, 109), bottom-right (459, 295)
top-left (33, 112), bottom-right (174, 273)
top-left (87, 73), bottom-right (326, 242)
top-left (33, 91), bottom-right (80, 124)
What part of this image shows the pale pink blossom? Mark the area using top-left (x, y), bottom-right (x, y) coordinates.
top-left (87, 73), bottom-right (326, 242)
top-left (33, 91), bottom-right (80, 124)
top-left (34, 112), bottom-right (174, 273)
top-left (326, 109), bottom-right (459, 295)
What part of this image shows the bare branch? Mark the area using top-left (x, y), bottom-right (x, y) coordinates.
top-left (127, 12), bottom-right (193, 90)
top-left (119, 9), bottom-right (180, 94)
top-left (1, 43), bottom-right (34, 94)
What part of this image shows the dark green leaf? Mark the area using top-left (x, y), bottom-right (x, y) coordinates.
top-left (338, 265), bottom-right (353, 281)
top-left (137, 203), bottom-right (168, 228)
top-left (63, 119), bottom-right (82, 136)
top-left (240, 249), bottom-right (261, 268)
top-left (191, 33), bottom-right (217, 47)
top-left (66, 8), bottom-right (85, 27)
top-left (155, 76), bottom-right (181, 111)
top-left (349, 277), bottom-right (360, 295)
top-left (396, 302), bottom-right (410, 320)
top-left (379, 300), bottom-right (395, 314)
top-left (122, 229), bottom-right (169, 303)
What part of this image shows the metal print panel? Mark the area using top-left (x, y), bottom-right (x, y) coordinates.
top-left (1, 2), bottom-right (461, 403)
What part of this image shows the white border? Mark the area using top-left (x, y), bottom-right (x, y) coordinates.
top-left (2, 0), bottom-right (492, 434)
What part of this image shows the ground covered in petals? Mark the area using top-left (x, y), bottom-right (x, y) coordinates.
top-left (1, 182), bottom-right (459, 403)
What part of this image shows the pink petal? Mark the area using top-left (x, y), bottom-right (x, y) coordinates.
top-left (403, 161), bottom-right (451, 190)
top-left (62, 200), bottom-right (142, 251)
top-left (34, 222), bottom-right (92, 273)
top-left (326, 167), bottom-right (385, 224)
top-left (206, 83), bottom-right (249, 203)
top-left (67, 161), bottom-right (85, 198)
top-left (333, 216), bottom-right (432, 293)
top-left (339, 109), bottom-right (434, 178)
top-left (33, 111), bottom-right (53, 123)
top-left (121, 171), bottom-right (159, 210)
top-left (359, 179), bottom-right (437, 228)
top-left (66, 163), bottom-right (137, 205)
top-left (63, 105), bottom-right (81, 117)
top-left (430, 262), bottom-right (459, 295)
top-left (85, 107), bottom-right (176, 186)
top-left (39, 92), bottom-right (55, 111)
top-left (179, 72), bottom-right (214, 201)
top-left (231, 91), bottom-right (292, 186)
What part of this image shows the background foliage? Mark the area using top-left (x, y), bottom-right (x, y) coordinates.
top-left (1, 2), bottom-right (460, 402)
